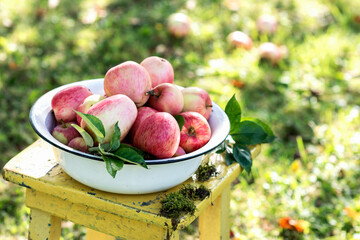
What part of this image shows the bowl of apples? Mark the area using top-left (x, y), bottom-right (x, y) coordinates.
top-left (30, 57), bottom-right (230, 194)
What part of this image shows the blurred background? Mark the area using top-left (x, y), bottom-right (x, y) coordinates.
top-left (0, 0), bottom-right (359, 239)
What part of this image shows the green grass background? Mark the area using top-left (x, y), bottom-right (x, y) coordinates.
top-left (1, 0), bottom-right (360, 239)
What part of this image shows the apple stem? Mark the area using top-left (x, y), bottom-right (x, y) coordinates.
top-left (60, 119), bottom-right (67, 128)
top-left (206, 104), bottom-right (213, 108)
top-left (187, 126), bottom-right (196, 136)
top-left (146, 90), bottom-right (160, 97)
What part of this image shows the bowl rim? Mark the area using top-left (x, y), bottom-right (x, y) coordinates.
top-left (29, 79), bottom-right (230, 165)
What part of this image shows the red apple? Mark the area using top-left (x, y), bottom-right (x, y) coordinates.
top-left (227, 31), bottom-right (253, 50)
top-left (76, 94), bottom-right (105, 124)
top-left (104, 61), bottom-right (152, 107)
top-left (181, 87), bottom-right (212, 120)
top-left (133, 112), bottom-right (180, 159)
top-left (259, 42), bottom-right (284, 64)
top-left (129, 106), bottom-right (158, 142)
top-left (179, 112), bottom-right (211, 153)
top-left (173, 146), bottom-right (186, 157)
top-left (80, 94), bottom-right (137, 143)
top-left (140, 56), bottom-right (174, 88)
top-left (51, 85), bottom-right (92, 122)
top-left (147, 83), bottom-right (184, 115)
top-left (52, 121), bottom-right (80, 145)
top-left (167, 13), bottom-right (191, 38)
top-left (68, 137), bottom-right (88, 153)
top-left (257, 14), bottom-right (278, 34)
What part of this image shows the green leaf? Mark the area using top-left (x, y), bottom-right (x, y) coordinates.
top-left (232, 144), bottom-right (252, 173)
top-left (102, 154), bottom-right (124, 178)
top-left (174, 114), bottom-right (185, 131)
top-left (230, 120), bottom-right (268, 145)
top-left (118, 144), bottom-right (145, 157)
top-left (109, 122), bottom-right (121, 152)
top-left (99, 144), bottom-right (148, 169)
top-left (225, 94), bottom-right (242, 134)
top-left (242, 117), bottom-right (276, 143)
top-left (113, 148), bottom-right (148, 169)
top-left (71, 124), bottom-right (94, 147)
top-left (225, 146), bottom-right (236, 165)
top-left (215, 141), bottom-right (226, 154)
top-left (74, 110), bottom-right (105, 144)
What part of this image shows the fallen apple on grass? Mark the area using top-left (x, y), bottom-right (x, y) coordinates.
top-left (227, 31), bottom-right (253, 50)
top-left (167, 12), bottom-right (191, 38)
top-left (257, 14), bottom-right (278, 34)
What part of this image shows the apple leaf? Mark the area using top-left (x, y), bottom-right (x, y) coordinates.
top-left (241, 117), bottom-right (276, 143)
top-left (113, 148), bottom-right (148, 169)
top-left (118, 144), bottom-right (145, 157)
top-left (71, 124), bottom-right (94, 147)
top-left (174, 114), bottom-right (185, 131)
top-left (74, 110), bottom-right (105, 144)
top-left (230, 120), bottom-right (268, 145)
top-left (225, 94), bottom-right (242, 135)
top-left (232, 144), bottom-right (252, 173)
top-left (108, 122), bottom-right (121, 152)
top-left (225, 145), bottom-right (236, 165)
top-left (102, 154), bottom-right (124, 178)
top-left (99, 144), bottom-right (148, 169)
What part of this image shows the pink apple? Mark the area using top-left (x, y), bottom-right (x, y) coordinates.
top-left (181, 87), bottom-right (212, 120)
top-left (133, 112), bottom-right (180, 159)
top-left (52, 121), bottom-right (80, 145)
top-left (167, 13), bottom-right (191, 38)
top-left (80, 94), bottom-right (137, 143)
top-left (179, 112), bottom-right (211, 153)
top-left (104, 61), bottom-right (152, 107)
top-left (68, 137), bottom-right (88, 153)
top-left (227, 31), bottom-right (253, 50)
top-left (140, 56), bottom-right (174, 88)
top-left (76, 94), bottom-right (105, 124)
top-left (259, 42), bottom-right (284, 64)
top-left (51, 85), bottom-right (92, 122)
top-left (257, 14), bottom-right (278, 34)
top-left (173, 146), bottom-right (186, 157)
top-left (129, 106), bottom-right (158, 142)
top-left (147, 83), bottom-right (184, 115)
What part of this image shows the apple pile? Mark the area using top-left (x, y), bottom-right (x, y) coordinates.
top-left (50, 56), bottom-right (213, 160)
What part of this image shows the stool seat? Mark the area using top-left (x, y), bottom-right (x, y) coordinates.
top-left (2, 139), bottom-right (260, 240)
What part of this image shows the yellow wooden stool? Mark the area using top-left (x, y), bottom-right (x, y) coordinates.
top-left (2, 139), bottom-right (260, 240)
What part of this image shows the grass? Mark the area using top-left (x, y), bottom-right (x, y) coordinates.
top-left (1, 0), bottom-right (360, 239)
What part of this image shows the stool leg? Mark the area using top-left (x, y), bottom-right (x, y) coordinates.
top-left (86, 228), bottom-right (115, 240)
top-left (28, 208), bottom-right (62, 240)
top-left (198, 185), bottom-right (231, 240)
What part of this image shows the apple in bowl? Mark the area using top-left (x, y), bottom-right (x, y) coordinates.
top-left (29, 79), bottom-right (230, 194)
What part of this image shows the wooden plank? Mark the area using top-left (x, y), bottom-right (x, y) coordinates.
top-left (28, 208), bottom-right (62, 240)
top-left (25, 188), bottom-right (179, 240)
top-left (4, 139), bottom-right (260, 229)
top-left (198, 185), bottom-right (230, 240)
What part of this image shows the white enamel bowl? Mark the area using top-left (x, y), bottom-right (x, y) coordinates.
top-left (30, 79), bottom-right (230, 194)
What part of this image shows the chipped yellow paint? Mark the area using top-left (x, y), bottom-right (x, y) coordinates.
top-left (28, 208), bottom-right (61, 240)
top-left (199, 185), bottom-right (230, 240)
top-left (3, 139), bottom-right (260, 239)
top-left (86, 229), bottom-right (115, 240)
